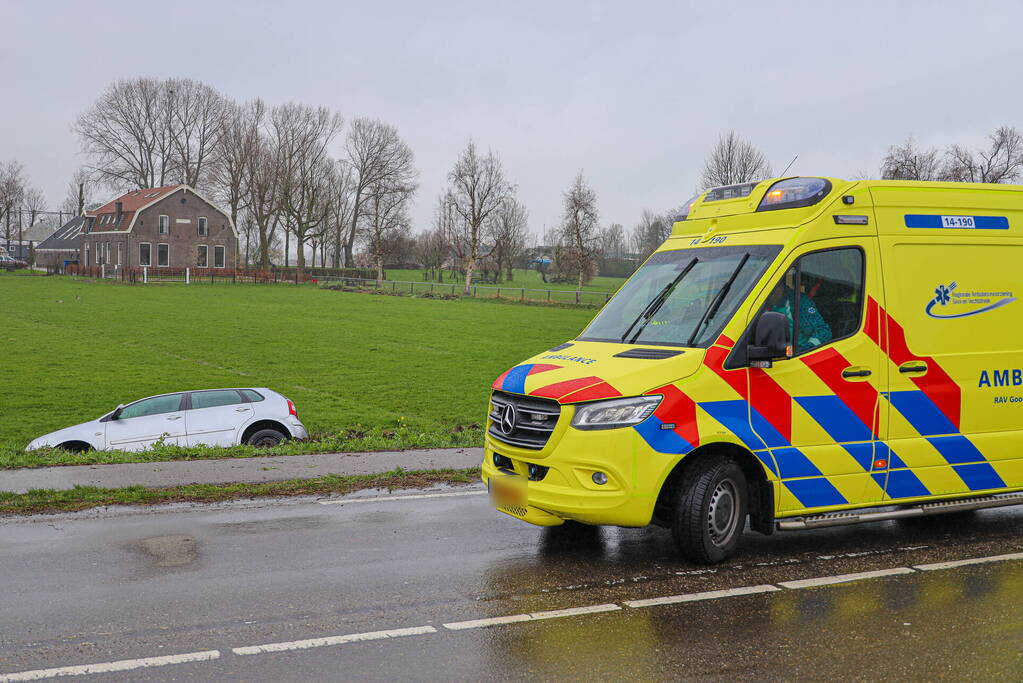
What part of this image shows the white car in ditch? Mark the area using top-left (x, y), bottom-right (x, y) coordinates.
top-left (26, 388), bottom-right (309, 452)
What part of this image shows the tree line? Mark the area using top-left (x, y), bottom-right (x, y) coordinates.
top-left (3, 77), bottom-right (1023, 287)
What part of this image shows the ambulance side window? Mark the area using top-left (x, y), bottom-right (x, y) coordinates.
top-left (763, 248), bottom-right (864, 355)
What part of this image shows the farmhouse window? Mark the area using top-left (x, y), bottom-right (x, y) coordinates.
top-left (198, 217), bottom-right (208, 236)
top-left (85, 243), bottom-right (90, 267)
top-left (157, 244), bottom-right (169, 267)
top-left (214, 245), bottom-right (225, 268)
top-left (159, 215), bottom-right (169, 235)
top-left (197, 245), bottom-right (208, 268)
top-left (139, 243), bottom-right (151, 266)
top-left (117, 243), bottom-right (122, 266)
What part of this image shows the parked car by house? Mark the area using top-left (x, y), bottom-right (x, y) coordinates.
top-left (26, 388), bottom-right (307, 452)
top-left (0, 253), bottom-right (28, 269)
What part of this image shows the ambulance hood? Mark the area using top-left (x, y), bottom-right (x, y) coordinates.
top-left (492, 340), bottom-right (707, 403)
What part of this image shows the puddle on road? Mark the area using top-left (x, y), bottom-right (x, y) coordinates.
top-left (135, 534), bottom-right (200, 569)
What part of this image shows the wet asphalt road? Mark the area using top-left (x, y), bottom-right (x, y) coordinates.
top-left (2, 486), bottom-right (1023, 681)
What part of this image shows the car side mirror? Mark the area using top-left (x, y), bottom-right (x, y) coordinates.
top-left (747, 311), bottom-right (792, 368)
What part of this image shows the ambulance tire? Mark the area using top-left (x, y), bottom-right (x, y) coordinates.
top-left (671, 456), bottom-right (748, 564)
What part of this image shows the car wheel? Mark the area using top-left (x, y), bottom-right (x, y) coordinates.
top-left (58, 441), bottom-right (92, 454)
top-left (671, 456), bottom-right (748, 565)
top-left (247, 429), bottom-right (286, 447)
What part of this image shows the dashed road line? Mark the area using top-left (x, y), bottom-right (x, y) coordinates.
top-left (777, 567), bottom-right (916, 590)
top-left (0, 650), bottom-right (220, 682)
top-left (8, 551), bottom-right (1023, 679)
top-left (232, 626), bottom-right (436, 655)
top-left (444, 603), bottom-right (619, 631)
top-left (914, 551), bottom-right (1023, 571)
top-left (319, 490), bottom-right (487, 505)
top-left (624, 584), bottom-right (780, 608)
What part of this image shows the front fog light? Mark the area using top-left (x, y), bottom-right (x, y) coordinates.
top-left (592, 472), bottom-right (609, 485)
top-left (570, 395), bottom-right (662, 431)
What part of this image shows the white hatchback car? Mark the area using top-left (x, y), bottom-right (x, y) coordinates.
top-left (26, 388), bottom-right (309, 452)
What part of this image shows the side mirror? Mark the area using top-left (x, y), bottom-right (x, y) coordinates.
top-left (747, 311), bottom-right (792, 367)
top-left (111, 404), bottom-right (126, 420)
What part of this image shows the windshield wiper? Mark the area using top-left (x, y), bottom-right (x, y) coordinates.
top-left (620, 258), bottom-right (698, 344)
top-left (687, 253), bottom-right (750, 346)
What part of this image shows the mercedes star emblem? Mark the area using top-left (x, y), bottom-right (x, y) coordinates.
top-left (500, 404), bottom-right (517, 435)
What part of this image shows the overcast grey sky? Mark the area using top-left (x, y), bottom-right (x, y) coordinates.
top-left (3, 0), bottom-right (1022, 234)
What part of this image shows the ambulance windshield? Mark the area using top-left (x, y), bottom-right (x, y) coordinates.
top-left (579, 245), bottom-right (781, 348)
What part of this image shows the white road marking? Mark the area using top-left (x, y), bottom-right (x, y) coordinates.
top-left (623, 584), bottom-right (780, 608)
top-left (0, 650), bottom-right (220, 682)
top-left (778, 567), bottom-right (916, 589)
top-left (914, 551), bottom-right (1023, 571)
top-left (233, 625), bottom-right (436, 655)
top-left (319, 490), bottom-right (486, 506)
top-left (443, 603), bottom-right (619, 631)
top-left (443, 614), bottom-right (533, 630)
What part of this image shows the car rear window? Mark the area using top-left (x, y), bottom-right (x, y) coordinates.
top-left (240, 389), bottom-right (265, 403)
top-left (191, 390), bottom-right (244, 410)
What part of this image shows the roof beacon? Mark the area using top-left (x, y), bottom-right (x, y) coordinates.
top-left (757, 177), bottom-right (831, 212)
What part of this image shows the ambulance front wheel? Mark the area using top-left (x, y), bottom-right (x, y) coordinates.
top-left (671, 456), bottom-right (748, 564)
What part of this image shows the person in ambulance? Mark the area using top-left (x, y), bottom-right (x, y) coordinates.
top-left (765, 269), bottom-right (832, 352)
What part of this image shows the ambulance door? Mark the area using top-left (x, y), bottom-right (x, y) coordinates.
top-left (879, 237), bottom-right (1022, 500)
top-left (746, 240), bottom-right (888, 514)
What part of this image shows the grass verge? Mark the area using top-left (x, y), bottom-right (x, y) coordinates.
top-left (0, 466), bottom-right (481, 515)
top-left (3, 424), bottom-right (483, 469)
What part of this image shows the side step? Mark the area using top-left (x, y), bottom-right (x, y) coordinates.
top-left (777, 492), bottom-right (1023, 531)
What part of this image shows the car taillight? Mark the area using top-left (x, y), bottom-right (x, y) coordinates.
top-left (287, 399), bottom-right (298, 417)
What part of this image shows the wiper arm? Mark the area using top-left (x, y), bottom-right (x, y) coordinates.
top-left (621, 258), bottom-right (698, 344)
top-left (687, 253), bottom-right (750, 346)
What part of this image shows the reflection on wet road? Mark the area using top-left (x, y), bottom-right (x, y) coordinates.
top-left (2, 488), bottom-right (1023, 680)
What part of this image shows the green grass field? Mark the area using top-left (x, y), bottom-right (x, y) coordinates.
top-left (0, 273), bottom-right (595, 465)
top-left (384, 267), bottom-right (628, 294)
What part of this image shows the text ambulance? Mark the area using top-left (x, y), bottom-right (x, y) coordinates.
top-left (484, 177), bottom-right (1023, 563)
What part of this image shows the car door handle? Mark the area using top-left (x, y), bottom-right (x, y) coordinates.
top-left (899, 362), bottom-right (928, 375)
top-left (235, 407), bottom-right (251, 412)
top-left (166, 415), bottom-right (182, 421)
top-left (842, 367), bottom-right (872, 379)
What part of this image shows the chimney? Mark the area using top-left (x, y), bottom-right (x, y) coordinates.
top-left (77, 183), bottom-right (85, 216)
top-left (115, 201), bottom-right (123, 226)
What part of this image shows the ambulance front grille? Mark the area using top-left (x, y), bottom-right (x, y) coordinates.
top-left (488, 391), bottom-right (561, 450)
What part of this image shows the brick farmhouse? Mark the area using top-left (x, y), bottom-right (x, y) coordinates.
top-left (78, 185), bottom-right (237, 270)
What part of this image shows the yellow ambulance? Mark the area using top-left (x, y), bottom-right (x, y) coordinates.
top-left (484, 177), bottom-right (1023, 563)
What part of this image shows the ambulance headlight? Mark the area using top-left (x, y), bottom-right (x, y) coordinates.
top-left (571, 396), bottom-right (662, 431)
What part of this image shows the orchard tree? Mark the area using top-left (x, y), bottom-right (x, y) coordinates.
top-left (700, 131), bottom-right (772, 188)
top-left (558, 172), bottom-right (600, 290)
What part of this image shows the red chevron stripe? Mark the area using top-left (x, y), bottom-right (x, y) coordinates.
top-left (648, 384), bottom-right (700, 449)
top-left (561, 381), bottom-right (622, 403)
top-left (527, 364), bottom-right (562, 375)
top-left (529, 376), bottom-right (603, 400)
top-left (802, 347), bottom-right (879, 435)
top-left (865, 296), bottom-right (961, 430)
top-left (703, 344), bottom-right (793, 442)
top-left (492, 368), bottom-right (511, 390)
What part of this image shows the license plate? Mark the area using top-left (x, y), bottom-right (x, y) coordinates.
top-left (490, 474), bottom-right (526, 508)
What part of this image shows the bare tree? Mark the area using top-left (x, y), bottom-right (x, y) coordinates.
top-left (414, 228), bottom-right (449, 281)
top-left (943, 126), bottom-right (1023, 183)
top-left (880, 137), bottom-right (944, 180)
top-left (0, 161), bottom-right (25, 252)
top-left (491, 197), bottom-right (528, 282)
top-left (327, 159), bottom-right (356, 267)
top-left (558, 172), bottom-right (600, 290)
top-left (363, 178), bottom-right (417, 281)
top-left (442, 141), bottom-right (512, 294)
top-left (210, 99), bottom-right (261, 234)
top-left (699, 131), bottom-right (772, 189)
top-left (342, 118), bottom-right (417, 267)
top-left (60, 167), bottom-right (96, 216)
top-left (246, 113), bottom-right (281, 269)
top-left (75, 77), bottom-right (175, 189)
top-left (166, 78), bottom-right (227, 188)
top-left (21, 186), bottom-right (46, 227)
top-left (271, 103), bottom-right (343, 280)
top-left (630, 208), bottom-right (673, 261)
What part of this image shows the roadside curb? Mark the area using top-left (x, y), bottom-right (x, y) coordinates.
top-left (1, 448), bottom-right (484, 494)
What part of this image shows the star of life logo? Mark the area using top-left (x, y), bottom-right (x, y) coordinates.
top-left (925, 281), bottom-right (1015, 319)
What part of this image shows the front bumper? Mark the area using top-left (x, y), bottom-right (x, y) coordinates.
top-left (482, 411), bottom-right (668, 528)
